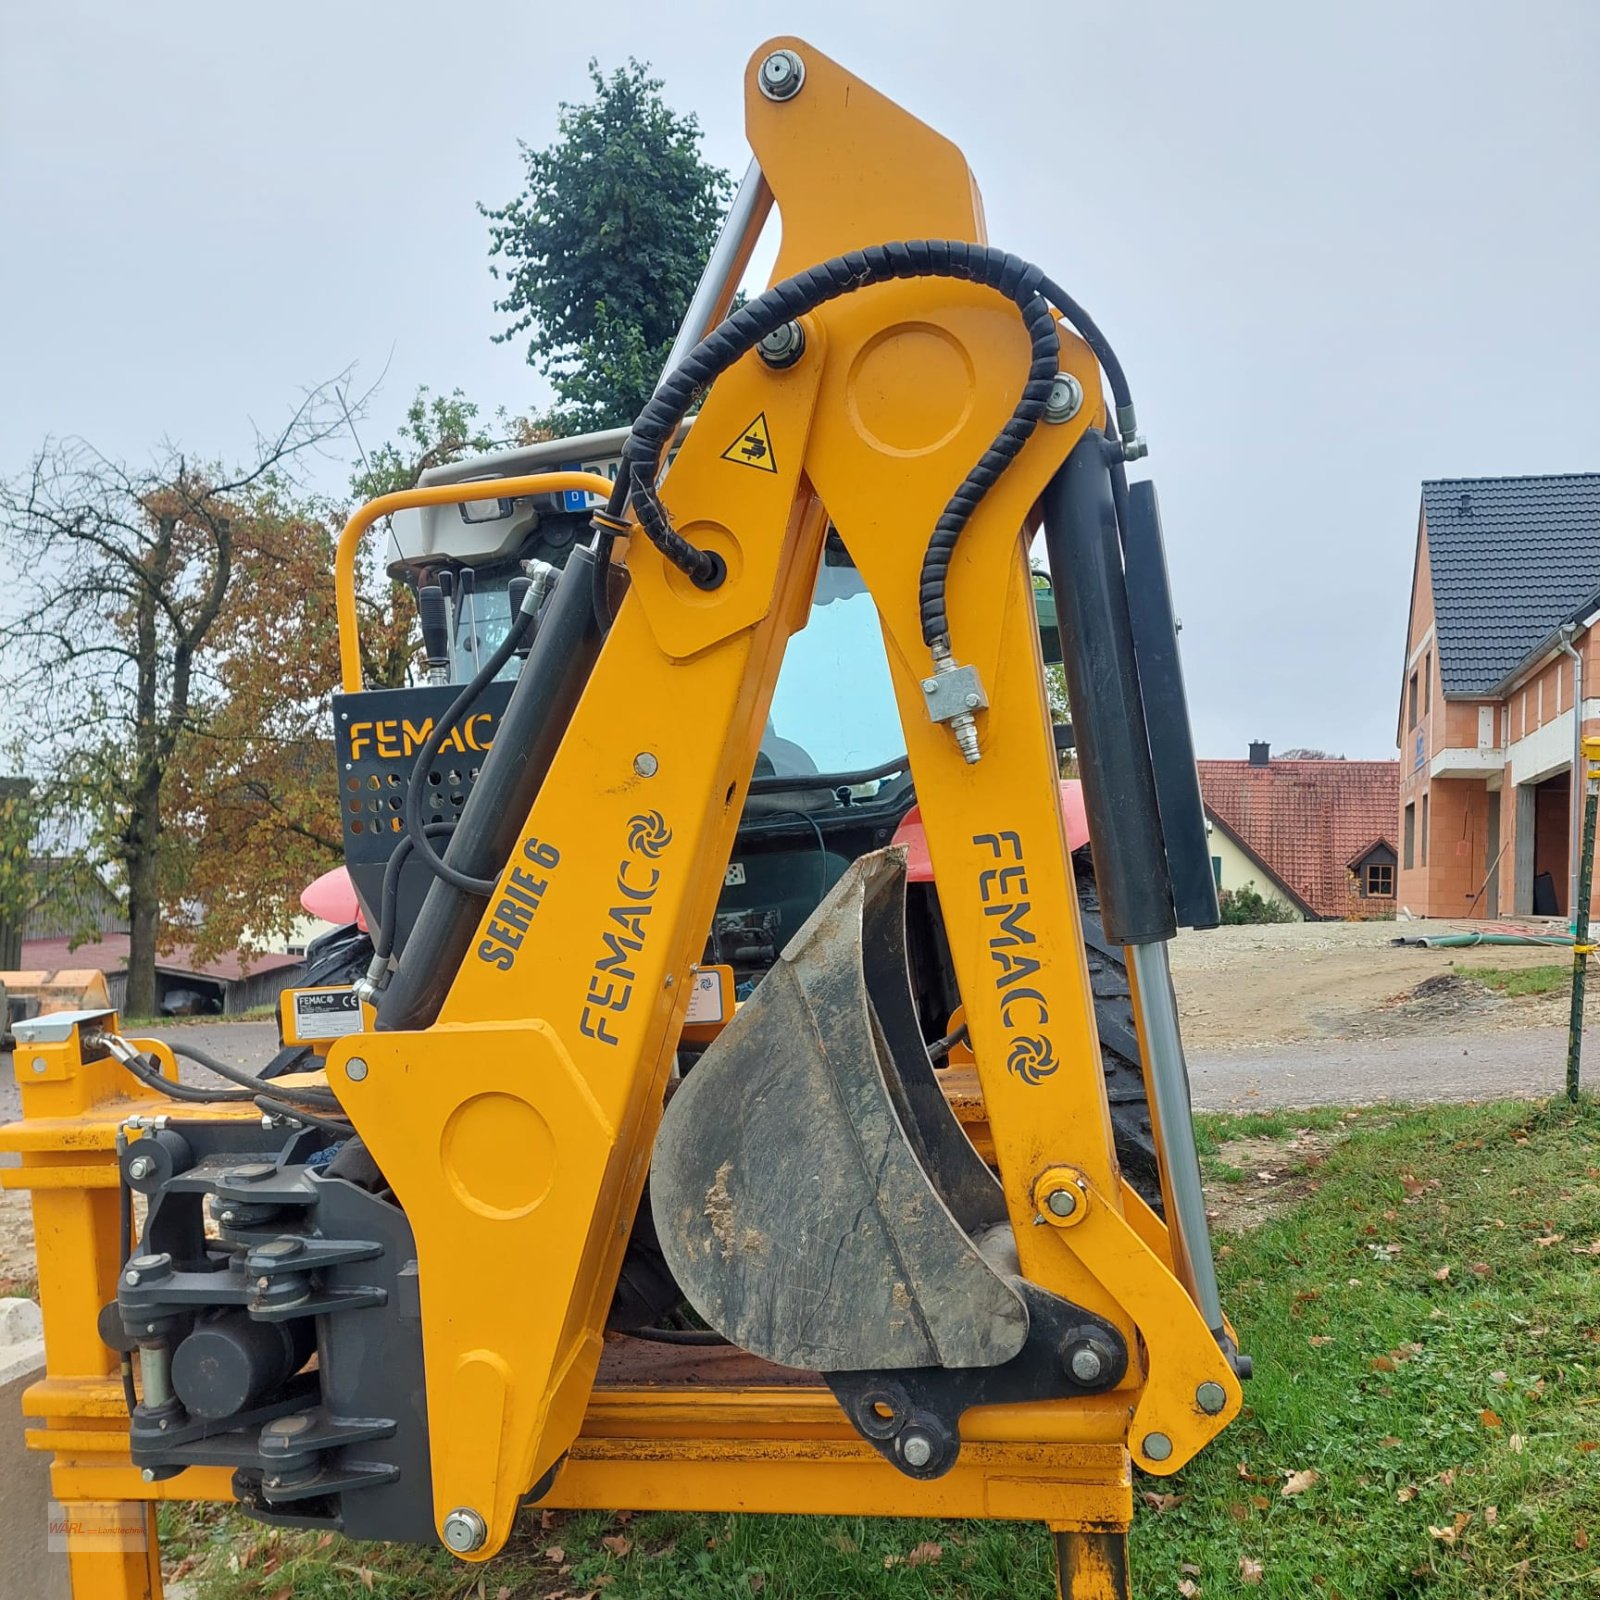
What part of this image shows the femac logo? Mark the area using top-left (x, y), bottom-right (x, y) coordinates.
top-left (627, 811), bottom-right (673, 859)
top-left (1007, 1034), bottom-right (1058, 1086)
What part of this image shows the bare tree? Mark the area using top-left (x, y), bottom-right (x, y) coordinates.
top-left (0, 386), bottom-right (350, 1016)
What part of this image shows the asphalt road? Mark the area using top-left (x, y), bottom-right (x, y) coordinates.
top-left (0, 1019), bottom-right (1581, 1134)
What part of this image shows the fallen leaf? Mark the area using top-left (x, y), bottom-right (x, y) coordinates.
top-left (1225, 1502), bottom-right (1250, 1522)
top-left (1181, 1562), bottom-right (1201, 1576)
top-left (1480, 1409), bottom-right (1503, 1429)
top-left (1490, 1370), bottom-right (1508, 1385)
top-left (1428, 1525), bottom-right (1458, 1545)
top-left (601, 1534), bottom-right (632, 1558)
top-left (1371, 1356), bottom-right (1397, 1372)
top-left (1239, 1556), bottom-right (1265, 1585)
top-left (748, 1576), bottom-right (766, 1593)
top-left (545, 1547), bottom-right (566, 1564)
top-left (1535, 1234), bottom-right (1565, 1248)
top-left (1455, 1512), bottom-right (1473, 1534)
top-left (316, 1533), bottom-right (335, 1550)
top-left (1576, 1441), bottom-right (1600, 1454)
top-left (1397, 1486), bottom-right (1417, 1503)
top-left (1433, 1266), bottom-right (1451, 1282)
top-left (1250, 1494), bottom-right (1271, 1511)
top-left (1470, 1262), bottom-right (1492, 1277)
top-left (1485, 1507), bottom-right (1498, 1526)
top-left (1178, 1582), bottom-right (1200, 1598)
top-left (1439, 1468), bottom-right (1457, 1485)
top-left (1309, 1335), bottom-right (1334, 1347)
top-left (267, 1590), bottom-right (293, 1600)
top-left (358, 1570), bottom-right (375, 1594)
top-left (826, 1533), bottom-right (859, 1553)
top-left (1578, 1529), bottom-right (1591, 1551)
top-left (1570, 1240), bottom-right (1600, 1255)
top-left (1141, 1492), bottom-right (1186, 1513)
top-left (1281, 1468), bottom-right (1320, 1497)
top-left (905, 1542), bottom-right (943, 1568)
top-left (1380, 1436), bottom-right (1402, 1448)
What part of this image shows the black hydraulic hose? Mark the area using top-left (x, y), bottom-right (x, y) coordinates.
top-left (402, 605), bottom-right (536, 896)
top-left (166, 1039), bottom-right (344, 1110)
top-left (1037, 271), bottom-right (1134, 428)
top-left (115, 1047), bottom-right (255, 1104)
top-left (623, 1326), bottom-right (730, 1347)
top-left (599, 242), bottom-right (1138, 652)
top-left (373, 821), bottom-right (457, 962)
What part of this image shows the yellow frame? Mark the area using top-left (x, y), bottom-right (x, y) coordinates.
top-left (2, 38), bottom-right (1237, 1600)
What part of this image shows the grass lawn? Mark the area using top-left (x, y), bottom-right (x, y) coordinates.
top-left (160, 1098), bottom-right (1600, 1599)
top-left (1458, 965), bottom-right (1573, 999)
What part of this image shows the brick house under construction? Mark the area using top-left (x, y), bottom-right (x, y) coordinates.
top-left (1397, 473), bottom-right (1600, 919)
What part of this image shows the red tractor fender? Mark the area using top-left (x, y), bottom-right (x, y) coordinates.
top-left (892, 779), bottom-right (1090, 883)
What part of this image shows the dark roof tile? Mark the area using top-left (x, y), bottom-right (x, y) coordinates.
top-left (1421, 474), bottom-right (1600, 695)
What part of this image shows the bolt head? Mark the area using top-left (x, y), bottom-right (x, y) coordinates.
top-left (140, 1467), bottom-right (156, 1483)
top-left (900, 1431), bottom-right (934, 1469)
top-left (1044, 372), bottom-right (1084, 424)
top-left (1069, 1346), bottom-right (1105, 1384)
top-left (124, 1270), bottom-right (140, 1287)
top-left (922, 678), bottom-right (938, 693)
top-left (1142, 1431), bottom-right (1174, 1462)
top-left (30, 1056), bottom-right (47, 1075)
top-left (128, 1154), bottom-right (155, 1180)
top-left (442, 1506), bottom-right (488, 1554)
top-left (758, 48), bottom-right (805, 100)
top-left (964, 691), bottom-right (982, 709)
top-left (1045, 1186), bottom-right (1079, 1218)
top-left (1195, 1380), bottom-right (1228, 1415)
top-left (345, 1057), bottom-right (369, 1082)
top-left (757, 320), bottom-right (805, 368)
top-left (633, 752), bottom-right (659, 778)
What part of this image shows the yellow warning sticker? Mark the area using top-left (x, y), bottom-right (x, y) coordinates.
top-left (721, 413), bottom-right (778, 473)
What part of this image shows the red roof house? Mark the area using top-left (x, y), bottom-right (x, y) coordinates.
top-left (1198, 744), bottom-right (1401, 920)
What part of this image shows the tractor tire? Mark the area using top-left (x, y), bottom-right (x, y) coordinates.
top-left (1074, 851), bottom-right (1164, 1212)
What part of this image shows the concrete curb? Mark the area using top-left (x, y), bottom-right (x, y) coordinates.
top-left (2, 1299), bottom-right (70, 1600)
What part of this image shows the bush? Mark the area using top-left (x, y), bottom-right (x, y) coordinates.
top-left (1218, 884), bottom-right (1297, 925)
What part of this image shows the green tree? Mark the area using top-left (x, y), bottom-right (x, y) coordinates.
top-left (482, 60), bottom-right (732, 433)
top-left (0, 393), bottom-right (345, 1015)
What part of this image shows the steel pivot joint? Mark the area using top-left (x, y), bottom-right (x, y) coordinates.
top-left (921, 647), bottom-right (987, 764)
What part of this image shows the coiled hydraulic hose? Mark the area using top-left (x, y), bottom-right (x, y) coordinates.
top-left (592, 241), bottom-right (1137, 652)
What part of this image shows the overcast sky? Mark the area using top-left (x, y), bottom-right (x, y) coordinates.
top-left (3, 1), bottom-right (1596, 760)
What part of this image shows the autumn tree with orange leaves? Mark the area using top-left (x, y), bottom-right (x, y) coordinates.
top-left (163, 388), bottom-right (506, 962)
top-left (0, 390), bottom-right (350, 1015)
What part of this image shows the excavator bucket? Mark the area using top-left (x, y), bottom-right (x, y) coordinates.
top-left (653, 846), bottom-right (1025, 1370)
top-left (653, 846), bottom-right (1029, 1371)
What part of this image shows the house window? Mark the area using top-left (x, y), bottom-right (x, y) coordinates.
top-left (1421, 793), bottom-right (1429, 865)
top-left (1365, 862), bottom-right (1395, 897)
top-left (1423, 653), bottom-right (1431, 713)
top-left (1408, 672), bottom-right (1419, 730)
top-left (1211, 856), bottom-right (1222, 889)
top-left (1403, 802), bottom-right (1415, 869)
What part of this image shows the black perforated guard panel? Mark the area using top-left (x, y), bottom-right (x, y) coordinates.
top-left (333, 680), bottom-right (517, 947)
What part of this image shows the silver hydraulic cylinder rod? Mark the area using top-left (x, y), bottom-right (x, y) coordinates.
top-left (1127, 940), bottom-right (1225, 1338)
top-left (654, 157), bottom-right (773, 392)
